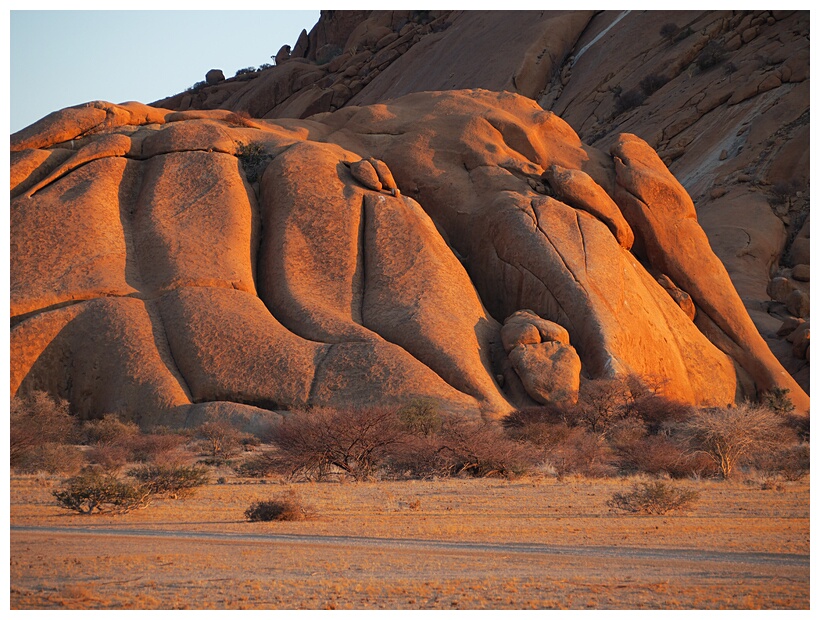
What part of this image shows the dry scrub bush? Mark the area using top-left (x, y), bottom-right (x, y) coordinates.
top-left (127, 465), bottom-right (210, 499)
top-left (195, 420), bottom-right (251, 463)
top-left (10, 391), bottom-right (81, 473)
top-left (233, 451), bottom-right (283, 478)
top-left (608, 481), bottom-right (700, 515)
top-left (428, 417), bottom-right (536, 478)
top-left (502, 377), bottom-right (700, 478)
top-left (53, 469), bottom-right (153, 514)
top-left (271, 407), bottom-right (405, 480)
top-left (398, 399), bottom-right (444, 436)
top-left (82, 415), bottom-right (187, 471)
top-left (245, 490), bottom-right (312, 522)
top-left (683, 403), bottom-right (786, 479)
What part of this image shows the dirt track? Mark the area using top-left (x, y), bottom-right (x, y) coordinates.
top-left (10, 524), bottom-right (810, 568)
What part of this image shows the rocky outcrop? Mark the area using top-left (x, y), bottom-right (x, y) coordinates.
top-left (148, 10), bottom-right (808, 395)
top-left (10, 87), bottom-right (808, 423)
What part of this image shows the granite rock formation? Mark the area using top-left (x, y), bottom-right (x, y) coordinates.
top-left (152, 10), bottom-right (809, 394)
top-left (10, 10), bottom-right (809, 424)
top-left (10, 89), bottom-right (808, 423)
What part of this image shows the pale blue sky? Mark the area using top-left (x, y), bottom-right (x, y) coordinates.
top-left (10, 10), bottom-right (320, 133)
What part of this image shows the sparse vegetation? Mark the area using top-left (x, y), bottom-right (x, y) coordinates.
top-left (53, 469), bottom-right (153, 515)
top-left (683, 403), bottom-right (786, 479)
top-left (769, 179), bottom-right (802, 207)
top-left (608, 480), bottom-right (700, 514)
top-left (245, 490), bottom-right (312, 521)
top-left (235, 141), bottom-right (271, 183)
top-left (127, 464), bottom-right (209, 499)
top-left (10, 391), bottom-right (81, 474)
top-left (639, 73), bottom-right (669, 96)
top-left (695, 40), bottom-right (727, 71)
top-left (613, 88), bottom-right (646, 116)
top-left (659, 23), bottom-right (680, 41)
top-left (234, 66), bottom-right (256, 77)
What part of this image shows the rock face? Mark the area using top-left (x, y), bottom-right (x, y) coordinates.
top-left (10, 88), bottom-right (808, 423)
top-left (149, 10), bottom-right (808, 395)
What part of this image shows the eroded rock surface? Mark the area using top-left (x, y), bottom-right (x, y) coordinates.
top-left (10, 87), bottom-right (808, 422)
top-left (147, 10), bottom-right (809, 395)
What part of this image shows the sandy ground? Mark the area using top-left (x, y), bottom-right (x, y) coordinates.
top-left (9, 473), bottom-right (810, 609)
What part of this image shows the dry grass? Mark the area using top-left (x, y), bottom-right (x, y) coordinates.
top-left (10, 473), bottom-right (809, 609)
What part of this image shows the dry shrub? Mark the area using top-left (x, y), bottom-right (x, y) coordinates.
top-left (385, 434), bottom-right (450, 479)
top-left (639, 73), bottom-right (668, 96)
top-left (749, 444), bottom-right (810, 481)
top-left (196, 420), bottom-right (249, 461)
top-left (614, 434), bottom-right (716, 478)
top-left (10, 391), bottom-right (78, 471)
top-left (271, 407), bottom-right (404, 480)
top-left (14, 443), bottom-right (85, 475)
top-left (613, 89), bottom-right (646, 116)
top-left (398, 399), bottom-right (444, 436)
top-left (543, 427), bottom-right (617, 478)
top-left (245, 490), bottom-right (312, 522)
top-left (82, 414), bottom-right (140, 446)
top-left (659, 22), bottom-right (680, 40)
top-left (429, 417), bottom-right (537, 478)
top-left (684, 403), bottom-right (785, 478)
top-left (608, 481), bottom-right (700, 515)
top-left (628, 395), bottom-right (694, 434)
top-left (85, 444), bottom-right (130, 473)
top-left (128, 431), bottom-right (188, 464)
top-left (53, 469), bottom-right (153, 514)
top-left (233, 451), bottom-right (283, 478)
top-left (695, 40), bottom-right (727, 70)
top-left (127, 464), bottom-right (209, 499)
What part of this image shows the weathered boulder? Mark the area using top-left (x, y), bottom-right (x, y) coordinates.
top-left (206, 69), bottom-right (225, 85)
top-left (791, 325), bottom-right (810, 360)
top-left (502, 310), bottom-right (571, 352)
top-left (778, 316), bottom-right (805, 338)
top-left (508, 341), bottom-right (582, 406)
top-left (792, 264), bottom-right (810, 282)
top-left (768, 276), bottom-right (796, 303)
top-left (786, 290), bottom-right (810, 319)
top-left (542, 164), bottom-right (634, 249)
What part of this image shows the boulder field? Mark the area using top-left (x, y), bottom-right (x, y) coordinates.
top-left (10, 89), bottom-right (809, 423)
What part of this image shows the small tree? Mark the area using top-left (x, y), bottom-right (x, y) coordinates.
top-left (684, 403), bottom-right (783, 479)
top-left (197, 420), bottom-right (246, 460)
top-left (271, 407), bottom-right (405, 480)
top-left (10, 391), bottom-right (78, 470)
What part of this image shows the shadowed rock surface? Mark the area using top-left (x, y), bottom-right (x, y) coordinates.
top-left (10, 10), bottom-right (809, 422)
